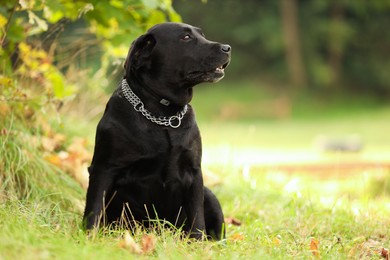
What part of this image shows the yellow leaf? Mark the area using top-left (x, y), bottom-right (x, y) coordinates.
top-left (273, 236), bottom-right (282, 246)
top-left (18, 42), bottom-right (31, 55)
top-left (230, 233), bottom-right (244, 241)
top-left (44, 154), bottom-right (62, 167)
top-left (310, 237), bottom-right (320, 257)
top-left (0, 14), bottom-right (7, 29)
top-left (0, 76), bottom-right (13, 87)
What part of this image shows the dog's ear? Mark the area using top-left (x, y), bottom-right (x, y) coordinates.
top-left (124, 33), bottom-right (156, 76)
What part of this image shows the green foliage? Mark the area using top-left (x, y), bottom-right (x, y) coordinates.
top-left (0, 0), bottom-right (180, 122)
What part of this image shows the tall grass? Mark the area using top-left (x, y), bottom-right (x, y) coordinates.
top-left (0, 115), bottom-right (84, 205)
top-left (0, 114), bottom-right (85, 258)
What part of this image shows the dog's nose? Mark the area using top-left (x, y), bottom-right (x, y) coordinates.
top-left (221, 44), bottom-right (231, 53)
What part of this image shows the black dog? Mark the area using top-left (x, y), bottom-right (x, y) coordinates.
top-left (83, 22), bottom-right (231, 240)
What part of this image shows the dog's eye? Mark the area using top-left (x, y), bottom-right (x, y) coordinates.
top-left (182, 34), bottom-right (191, 41)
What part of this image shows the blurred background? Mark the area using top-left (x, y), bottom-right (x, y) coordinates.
top-left (173, 0), bottom-right (390, 173)
top-left (175, 0), bottom-right (390, 97)
top-left (1, 0), bottom-right (390, 184)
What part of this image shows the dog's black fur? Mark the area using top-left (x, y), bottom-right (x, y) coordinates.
top-left (83, 22), bottom-right (231, 240)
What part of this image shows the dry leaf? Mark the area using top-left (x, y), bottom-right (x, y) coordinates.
top-left (41, 134), bottom-right (65, 152)
top-left (381, 247), bottom-right (389, 260)
top-left (67, 137), bottom-right (91, 161)
top-left (352, 239), bottom-right (385, 258)
top-left (225, 217), bottom-right (242, 226)
top-left (273, 236), bottom-right (282, 246)
top-left (0, 128), bottom-right (7, 135)
top-left (44, 137), bottom-right (91, 188)
top-left (41, 137), bottom-right (57, 152)
top-left (310, 237), bottom-right (320, 257)
top-left (0, 103), bottom-right (10, 117)
top-left (230, 233), bottom-right (244, 241)
top-left (74, 162), bottom-right (89, 189)
top-left (119, 231), bottom-right (142, 254)
top-left (141, 234), bottom-right (157, 254)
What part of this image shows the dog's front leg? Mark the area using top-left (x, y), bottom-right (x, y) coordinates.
top-left (83, 165), bottom-right (117, 230)
top-left (184, 169), bottom-right (206, 240)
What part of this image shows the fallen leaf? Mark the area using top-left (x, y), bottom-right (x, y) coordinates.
top-left (141, 234), bottom-right (157, 254)
top-left (230, 233), bottom-right (244, 241)
top-left (119, 231), bottom-right (142, 254)
top-left (273, 236), bottom-right (282, 246)
top-left (41, 134), bottom-right (65, 152)
top-left (310, 237), bottom-right (320, 257)
top-left (225, 217), bottom-right (242, 226)
top-left (381, 248), bottom-right (389, 260)
top-left (44, 154), bottom-right (62, 167)
top-left (44, 137), bottom-right (92, 188)
top-left (0, 128), bottom-right (8, 136)
top-left (0, 103), bottom-right (10, 117)
top-left (348, 239), bottom-right (385, 259)
top-left (67, 137), bottom-right (91, 162)
top-left (41, 137), bottom-right (57, 152)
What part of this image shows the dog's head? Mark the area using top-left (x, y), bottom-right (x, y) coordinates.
top-left (124, 23), bottom-right (231, 105)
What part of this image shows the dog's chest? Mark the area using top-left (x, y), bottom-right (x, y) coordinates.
top-left (163, 128), bottom-right (188, 147)
top-left (119, 127), bottom-right (200, 182)
top-left (155, 128), bottom-right (200, 173)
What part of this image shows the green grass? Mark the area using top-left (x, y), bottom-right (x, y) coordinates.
top-left (1, 83), bottom-right (390, 259)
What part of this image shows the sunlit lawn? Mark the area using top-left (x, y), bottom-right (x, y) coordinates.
top-left (1, 82), bottom-right (390, 258)
top-left (195, 83), bottom-right (390, 258)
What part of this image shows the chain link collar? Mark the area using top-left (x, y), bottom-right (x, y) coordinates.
top-left (121, 79), bottom-right (188, 128)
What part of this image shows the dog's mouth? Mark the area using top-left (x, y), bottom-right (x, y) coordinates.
top-left (207, 61), bottom-right (229, 82)
top-left (214, 61), bottom-right (229, 73)
top-left (186, 59), bottom-right (230, 83)
top-left (214, 64), bottom-right (225, 74)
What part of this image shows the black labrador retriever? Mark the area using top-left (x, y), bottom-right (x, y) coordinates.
top-left (83, 22), bottom-right (231, 240)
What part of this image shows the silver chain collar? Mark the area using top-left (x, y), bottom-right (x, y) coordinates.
top-left (121, 79), bottom-right (188, 128)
